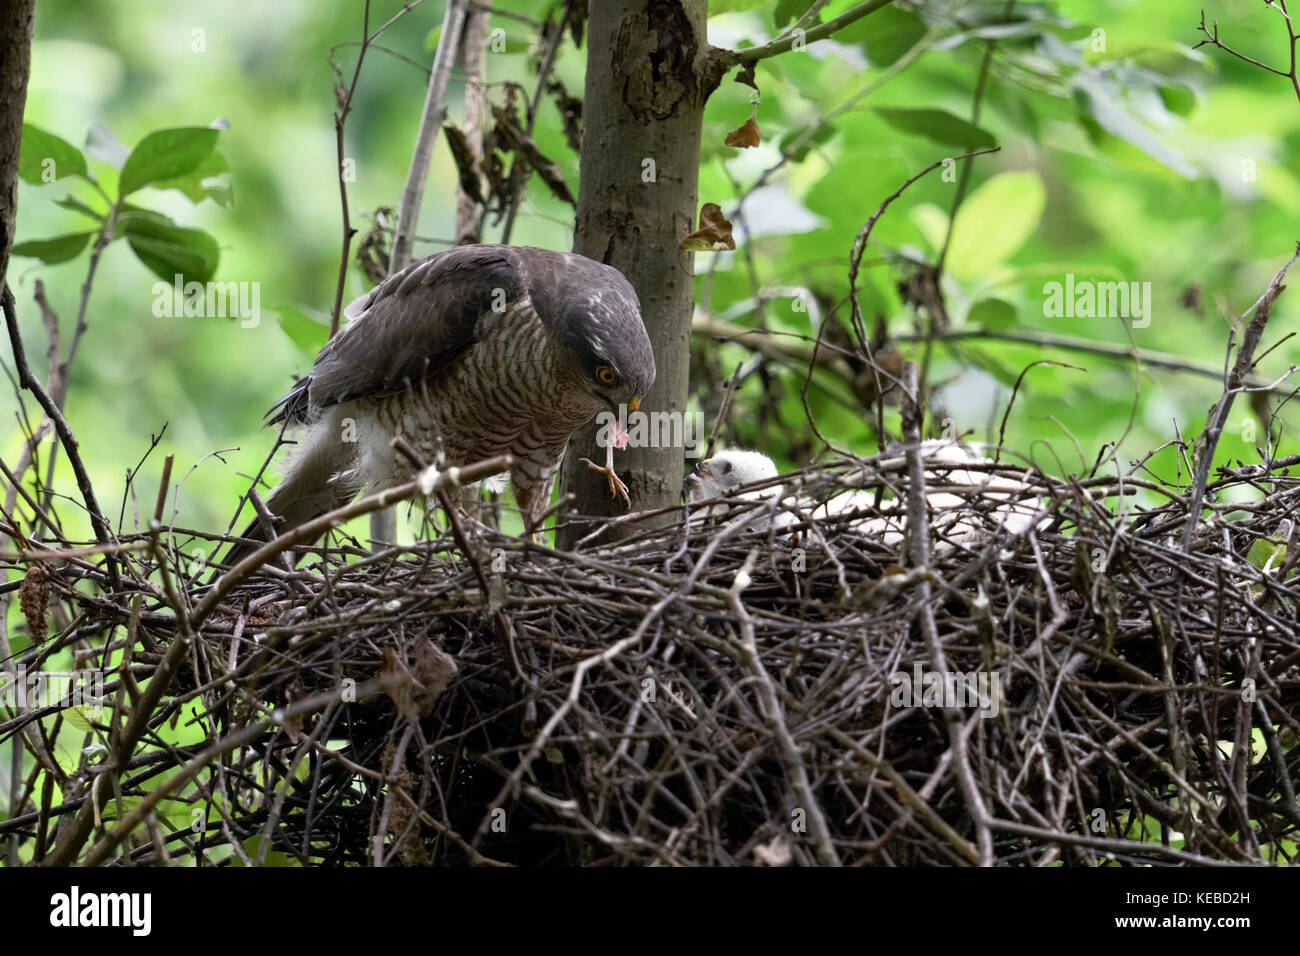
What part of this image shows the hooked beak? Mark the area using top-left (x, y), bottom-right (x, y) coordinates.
top-left (628, 396), bottom-right (641, 413)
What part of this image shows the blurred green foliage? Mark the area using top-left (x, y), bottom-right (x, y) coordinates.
top-left (6, 0), bottom-right (1299, 547)
top-left (5, 0), bottom-right (1300, 868)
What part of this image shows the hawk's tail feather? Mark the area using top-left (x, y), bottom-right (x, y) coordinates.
top-left (265, 375), bottom-right (313, 427)
top-left (218, 416), bottom-right (356, 572)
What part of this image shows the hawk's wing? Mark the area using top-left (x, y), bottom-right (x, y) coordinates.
top-left (268, 246), bottom-right (530, 425)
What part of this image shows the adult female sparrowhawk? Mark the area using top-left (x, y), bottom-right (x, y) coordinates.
top-left (229, 244), bottom-right (655, 562)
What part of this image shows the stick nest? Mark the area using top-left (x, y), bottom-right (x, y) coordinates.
top-left (7, 449), bottom-right (1300, 867)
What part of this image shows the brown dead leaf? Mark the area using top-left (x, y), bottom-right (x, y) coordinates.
top-left (444, 124), bottom-right (485, 205)
top-left (680, 203), bottom-right (736, 252)
top-left (412, 640), bottom-right (458, 710)
top-left (753, 835), bottom-right (793, 866)
top-left (382, 740), bottom-right (430, 866)
top-left (355, 206), bottom-right (393, 286)
top-left (850, 344), bottom-right (905, 409)
top-left (490, 103), bottom-right (577, 206)
top-left (282, 676), bottom-right (306, 742)
top-left (20, 565), bottom-right (50, 645)
top-left (382, 641), bottom-right (459, 721)
top-left (724, 115), bottom-right (761, 149)
top-left (546, 78), bottom-right (583, 154)
top-left (381, 647), bottom-right (413, 720)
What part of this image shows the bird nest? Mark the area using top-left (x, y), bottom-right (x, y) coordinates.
top-left (7, 445), bottom-right (1300, 866)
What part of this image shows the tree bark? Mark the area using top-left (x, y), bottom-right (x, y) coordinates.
top-left (558, 0), bottom-right (720, 548)
top-left (455, 5), bottom-right (488, 244)
top-left (0, 0), bottom-right (36, 872)
top-left (0, 0), bottom-right (37, 290)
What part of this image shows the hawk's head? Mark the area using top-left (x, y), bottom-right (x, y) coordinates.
top-left (535, 252), bottom-right (656, 413)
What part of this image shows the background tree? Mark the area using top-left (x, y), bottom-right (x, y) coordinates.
top-left (560, 0), bottom-right (713, 543)
top-left (0, 0), bottom-right (37, 295)
top-left (560, 1), bottom-right (891, 545)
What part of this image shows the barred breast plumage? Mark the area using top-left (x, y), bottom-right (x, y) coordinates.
top-left (352, 301), bottom-right (604, 521)
top-left (223, 245), bottom-right (655, 564)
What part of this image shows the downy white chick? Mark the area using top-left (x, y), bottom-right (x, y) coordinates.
top-left (683, 450), bottom-right (780, 503)
top-left (684, 441), bottom-right (1045, 552)
top-left (682, 450), bottom-right (788, 532)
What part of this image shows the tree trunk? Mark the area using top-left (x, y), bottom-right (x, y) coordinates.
top-left (455, 6), bottom-right (488, 244)
top-left (0, 0), bottom-right (36, 873)
top-left (0, 0), bottom-right (37, 289)
top-left (558, 0), bottom-right (720, 548)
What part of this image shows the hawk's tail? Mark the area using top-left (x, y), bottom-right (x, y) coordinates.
top-left (218, 416), bottom-right (356, 573)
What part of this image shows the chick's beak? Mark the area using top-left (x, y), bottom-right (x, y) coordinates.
top-left (682, 458), bottom-right (713, 497)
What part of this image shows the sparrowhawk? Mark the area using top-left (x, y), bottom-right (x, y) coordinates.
top-left (228, 244), bottom-right (655, 562)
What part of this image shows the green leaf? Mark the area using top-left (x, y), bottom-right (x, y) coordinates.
top-left (774, 0), bottom-right (815, 28)
top-left (149, 149), bottom-right (233, 207)
top-left (968, 298), bottom-right (1018, 330)
top-left (943, 170), bottom-right (1045, 280)
top-left (62, 706), bottom-right (96, 733)
top-left (1247, 537), bottom-right (1285, 572)
top-left (274, 303), bottom-right (330, 353)
top-left (711, 0), bottom-right (773, 13)
top-left (778, 122), bottom-right (836, 162)
top-left (933, 14), bottom-right (1074, 51)
top-left (873, 108), bottom-right (996, 149)
top-left (119, 209), bottom-right (220, 284)
top-left (1083, 39), bottom-right (1211, 66)
top-left (910, 202), bottom-right (950, 253)
top-left (119, 127), bottom-right (220, 197)
top-left (238, 835), bottom-right (299, 867)
top-left (1072, 79), bottom-right (1195, 178)
top-left (841, 5), bottom-right (926, 66)
top-left (1157, 83), bottom-right (1196, 117)
top-left (11, 232), bottom-right (95, 264)
top-left (54, 196), bottom-right (105, 222)
top-left (18, 124), bottom-right (87, 184)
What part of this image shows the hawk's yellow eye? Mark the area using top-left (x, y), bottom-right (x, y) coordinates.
top-left (595, 365), bottom-right (618, 387)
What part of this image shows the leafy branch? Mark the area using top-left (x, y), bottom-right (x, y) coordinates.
top-left (714, 0), bottom-right (896, 68)
top-left (1195, 4), bottom-right (1300, 106)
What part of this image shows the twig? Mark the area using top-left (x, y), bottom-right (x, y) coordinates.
top-left (729, 548), bottom-right (841, 865)
top-left (715, 0), bottom-right (894, 67)
top-left (1180, 244), bottom-right (1300, 552)
top-left (900, 360), bottom-right (994, 865)
top-left (193, 453), bottom-right (512, 628)
top-left (847, 147), bottom-right (1000, 449)
top-left (328, 0), bottom-right (373, 339)
top-left (499, 1), bottom-right (570, 245)
top-left (2, 285), bottom-right (120, 591)
top-left (389, 0), bottom-right (468, 270)
top-left (703, 361), bottom-right (743, 461)
top-left (374, 0), bottom-right (468, 549)
top-left (894, 326), bottom-right (1292, 390)
top-left (1195, 6), bottom-right (1300, 105)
